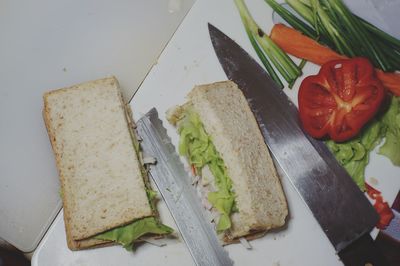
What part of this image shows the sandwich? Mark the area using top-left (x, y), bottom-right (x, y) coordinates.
top-left (43, 77), bottom-right (172, 251)
top-left (167, 80), bottom-right (288, 244)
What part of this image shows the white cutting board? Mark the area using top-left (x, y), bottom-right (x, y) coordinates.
top-left (32, 0), bottom-right (400, 265)
top-left (0, 0), bottom-right (194, 253)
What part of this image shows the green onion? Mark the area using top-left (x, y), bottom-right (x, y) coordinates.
top-left (245, 25), bottom-right (284, 88)
top-left (235, 0), bottom-right (302, 87)
top-left (359, 17), bottom-right (400, 51)
top-left (313, 0), bottom-right (356, 56)
top-left (289, 59), bottom-right (308, 88)
top-left (285, 0), bottom-right (314, 25)
top-left (263, 0), bottom-right (400, 72)
top-left (328, 0), bottom-right (391, 70)
top-left (265, 0), bottom-right (317, 39)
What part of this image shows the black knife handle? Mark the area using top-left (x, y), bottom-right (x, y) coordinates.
top-left (338, 234), bottom-right (390, 266)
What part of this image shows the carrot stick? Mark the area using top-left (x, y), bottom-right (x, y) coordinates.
top-left (376, 70), bottom-right (400, 96)
top-left (191, 164), bottom-right (197, 176)
top-left (270, 24), bottom-right (347, 64)
top-left (270, 23), bottom-right (400, 96)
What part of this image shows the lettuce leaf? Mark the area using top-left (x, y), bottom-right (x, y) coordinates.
top-left (379, 96), bottom-right (400, 166)
top-left (146, 188), bottom-right (158, 202)
top-left (94, 217), bottom-right (173, 251)
top-left (208, 190), bottom-right (235, 230)
top-left (326, 119), bottom-right (384, 191)
top-left (326, 96), bottom-right (400, 190)
top-left (177, 110), bottom-right (236, 232)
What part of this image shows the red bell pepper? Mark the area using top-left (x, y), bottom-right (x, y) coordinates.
top-left (270, 24), bottom-right (400, 96)
top-left (298, 57), bottom-right (386, 142)
top-left (365, 183), bottom-right (394, 229)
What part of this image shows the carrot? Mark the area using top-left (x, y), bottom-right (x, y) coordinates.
top-left (376, 70), bottom-right (400, 96)
top-left (270, 23), bottom-right (400, 96)
top-left (270, 24), bottom-right (347, 64)
top-left (191, 164), bottom-right (197, 176)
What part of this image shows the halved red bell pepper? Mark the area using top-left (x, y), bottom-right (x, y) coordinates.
top-left (298, 57), bottom-right (386, 142)
top-left (365, 183), bottom-right (394, 229)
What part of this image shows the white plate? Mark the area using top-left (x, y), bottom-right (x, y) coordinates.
top-left (32, 0), bottom-right (400, 265)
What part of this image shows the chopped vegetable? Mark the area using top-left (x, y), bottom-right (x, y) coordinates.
top-left (376, 71), bottom-right (400, 96)
top-left (365, 183), bottom-right (394, 229)
top-left (234, 0), bottom-right (302, 88)
top-left (326, 120), bottom-right (384, 190)
top-left (146, 188), bottom-right (158, 202)
top-left (266, 0), bottom-right (400, 72)
top-left (270, 23), bottom-right (400, 96)
top-left (177, 109), bottom-right (236, 232)
top-left (265, 0), bottom-right (318, 40)
top-left (242, 0), bottom-right (400, 192)
top-left (191, 164), bottom-right (197, 176)
top-left (326, 96), bottom-right (400, 189)
top-left (270, 23), bottom-right (347, 65)
top-left (95, 217), bottom-right (173, 251)
top-left (379, 96), bottom-right (400, 166)
top-left (298, 57), bottom-right (386, 142)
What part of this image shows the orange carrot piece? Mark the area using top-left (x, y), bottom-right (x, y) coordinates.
top-left (191, 164), bottom-right (197, 176)
top-left (270, 23), bottom-right (400, 96)
top-left (376, 70), bottom-right (400, 96)
top-left (270, 24), bottom-right (346, 65)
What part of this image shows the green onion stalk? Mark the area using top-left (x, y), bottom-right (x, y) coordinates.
top-left (235, 0), bottom-right (302, 88)
top-left (265, 0), bottom-right (400, 72)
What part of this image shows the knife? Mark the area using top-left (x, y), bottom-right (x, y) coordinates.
top-left (136, 108), bottom-right (234, 266)
top-left (208, 23), bottom-right (389, 266)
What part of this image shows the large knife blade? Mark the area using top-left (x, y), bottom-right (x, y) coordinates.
top-left (208, 23), bottom-right (389, 266)
top-left (136, 108), bottom-right (233, 266)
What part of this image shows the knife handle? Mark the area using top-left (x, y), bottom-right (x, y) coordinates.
top-left (338, 234), bottom-right (390, 266)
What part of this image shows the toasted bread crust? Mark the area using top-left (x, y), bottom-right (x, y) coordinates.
top-left (222, 231), bottom-right (267, 245)
top-left (67, 236), bottom-right (114, 251)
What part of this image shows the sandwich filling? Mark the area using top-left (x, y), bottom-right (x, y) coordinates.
top-left (93, 188), bottom-right (173, 250)
top-left (174, 108), bottom-right (237, 232)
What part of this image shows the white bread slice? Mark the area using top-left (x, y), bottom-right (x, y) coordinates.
top-left (43, 77), bottom-right (153, 250)
top-left (179, 81), bottom-right (288, 242)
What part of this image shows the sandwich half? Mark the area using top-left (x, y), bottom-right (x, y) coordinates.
top-left (167, 81), bottom-right (288, 244)
top-left (43, 77), bottom-right (172, 250)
